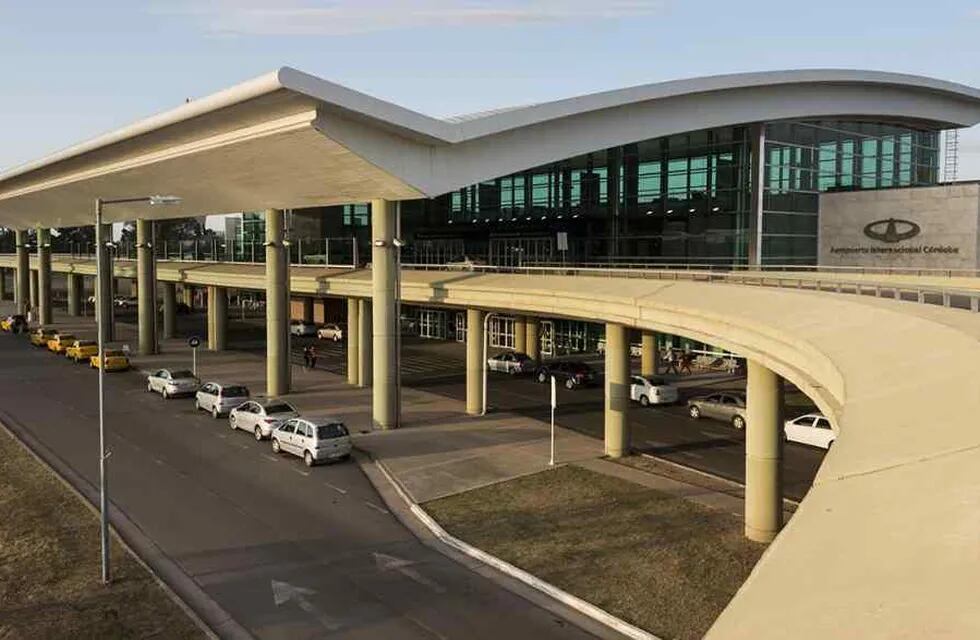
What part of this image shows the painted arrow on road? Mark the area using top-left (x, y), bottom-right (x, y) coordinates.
top-left (373, 552), bottom-right (446, 593)
top-left (271, 580), bottom-right (342, 631)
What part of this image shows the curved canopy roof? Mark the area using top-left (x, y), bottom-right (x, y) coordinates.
top-left (1, 67), bottom-right (979, 229)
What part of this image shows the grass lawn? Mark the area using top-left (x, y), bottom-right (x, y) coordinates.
top-left (0, 427), bottom-right (203, 640)
top-left (425, 464), bottom-right (765, 640)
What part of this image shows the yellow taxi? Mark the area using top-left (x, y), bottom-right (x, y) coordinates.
top-left (47, 334), bottom-right (77, 354)
top-left (1, 315), bottom-right (27, 332)
top-left (90, 349), bottom-right (130, 372)
top-left (30, 328), bottom-right (57, 347)
top-left (66, 339), bottom-right (99, 363)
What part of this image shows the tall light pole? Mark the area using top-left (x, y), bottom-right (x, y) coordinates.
top-left (95, 194), bottom-right (180, 585)
top-left (481, 311), bottom-right (497, 416)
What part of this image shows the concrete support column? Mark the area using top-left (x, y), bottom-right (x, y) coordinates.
top-left (67, 273), bottom-right (83, 316)
top-left (136, 219), bottom-right (157, 355)
top-left (37, 228), bottom-right (52, 325)
top-left (466, 308), bottom-right (485, 415)
top-left (744, 359), bottom-right (784, 542)
top-left (604, 322), bottom-right (630, 458)
top-left (162, 282), bottom-right (177, 339)
top-left (641, 331), bottom-right (660, 377)
top-left (358, 299), bottom-right (373, 388)
top-left (96, 223), bottom-right (114, 343)
top-left (15, 230), bottom-right (29, 315)
top-left (370, 198), bottom-right (398, 430)
top-left (182, 285), bottom-right (194, 309)
top-left (29, 269), bottom-right (38, 311)
top-left (346, 298), bottom-right (360, 385)
top-left (266, 209), bottom-right (290, 396)
top-left (207, 286), bottom-right (228, 351)
top-left (302, 297), bottom-right (314, 323)
top-left (513, 315), bottom-right (527, 353)
top-left (526, 317), bottom-right (540, 361)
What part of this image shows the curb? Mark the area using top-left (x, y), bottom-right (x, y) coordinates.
top-left (358, 450), bottom-right (661, 640)
top-left (0, 411), bottom-right (253, 640)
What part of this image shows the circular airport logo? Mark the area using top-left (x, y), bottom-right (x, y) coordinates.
top-left (862, 218), bottom-right (921, 243)
top-left (188, 336), bottom-right (201, 348)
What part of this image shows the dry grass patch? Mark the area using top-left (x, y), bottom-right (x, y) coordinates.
top-left (0, 427), bottom-right (202, 640)
top-left (425, 464), bottom-right (764, 640)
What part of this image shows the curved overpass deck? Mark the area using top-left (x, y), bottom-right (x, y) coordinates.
top-left (3, 256), bottom-right (979, 638)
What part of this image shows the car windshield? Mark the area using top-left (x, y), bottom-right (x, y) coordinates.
top-left (316, 423), bottom-right (349, 439)
top-left (171, 370), bottom-right (194, 379)
top-left (264, 403), bottom-right (295, 414)
top-left (222, 386), bottom-right (249, 397)
top-left (645, 377), bottom-right (667, 386)
top-left (104, 350), bottom-right (125, 357)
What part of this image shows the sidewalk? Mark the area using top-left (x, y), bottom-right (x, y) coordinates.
top-left (4, 301), bottom-right (762, 518)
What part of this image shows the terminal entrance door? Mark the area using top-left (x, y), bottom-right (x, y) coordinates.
top-left (540, 320), bottom-right (554, 357)
top-left (454, 312), bottom-right (466, 343)
top-left (419, 309), bottom-right (447, 339)
top-left (489, 316), bottom-right (516, 349)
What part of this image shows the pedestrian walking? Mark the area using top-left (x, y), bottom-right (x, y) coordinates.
top-left (302, 345), bottom-right (312, 370)
top-left (680, 350), bottom-right (694, 375)
top-left (663, 348), bottom-right (678, 375)
top-left (26, 305), bottom-right (33, 326)
top-left (309, 345), bottom-right (318, 370)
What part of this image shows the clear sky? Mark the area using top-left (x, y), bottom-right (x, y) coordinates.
top-left (2, 0), bottom-right (979, 179)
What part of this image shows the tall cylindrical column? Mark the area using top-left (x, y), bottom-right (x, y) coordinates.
top-left (302, 297), bottom-right (314, 323)
top-left (137, 219), bottom-right (157, 355)
top-left (641, 331), bottom-right (660, 377)
top-left (526, 317), bottom-right (540, 361)
top-left (371, 199), bottom-right (398, 430)
top-left (466, 308), bottom-right (485, 415)
top-left (15, 230), bottom-right (29, 315)
top-left (347, 298), bottom-right (360, 386)
top-left (29, 269), bottom-right (38, 311)
top-left (37, 228), bottom-right (52, 325)
top-left (745, 360), bottom-right (784, 542)
top-left (358, 298), bottom-right (373, 389)
top-left (513, 315), bottom-right (527, 353)
top-left (162, 282), bottom-right (177, 339)
top-left (266, 209), bottom-right (290, 396)
top-left (604, 322), bottom-right (630, 458)
top-left (182, 285), bottom-right (194, 309)
top-left (207, 286), bottom-right (228, 351)
top-left (67, 273), bottom-right (82, 316)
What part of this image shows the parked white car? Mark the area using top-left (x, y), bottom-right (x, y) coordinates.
top-left (290, 320), bottom-right (318, 337)
top-left (270, 416), bottom-right (352, 467)
top-left (487, 352), bottom-right (534, 375)
top-left (317, 323), bottom-right (344, 341)
top-left (784, 413), bottom-right (836, 449)
top-left (229, 398), bottom-right (300, 440)
top-left (146, 369), bottom-right (200, 399)
top-left (629, 375), bottom-right (679, 406)
top-left (195, 382), bottom-right (250, 418)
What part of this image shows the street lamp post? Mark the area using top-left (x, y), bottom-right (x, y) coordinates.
top-left (95, 194), bottom-right (179, 586)
top-left (481, 312), bottom-right (497, 416)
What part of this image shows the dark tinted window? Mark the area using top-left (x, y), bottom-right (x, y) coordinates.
top-left (171, 370), bottom-right (194, 379)
top-left (222, 386), bottom-right (249, 397)
top-left (264, 403), bottom-right (294, 414)
top-left (317, 423), bottom-right (349, 440)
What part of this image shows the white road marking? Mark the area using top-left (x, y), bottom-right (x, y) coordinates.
top-left (290, 467), bottom-right (311, 477)
top-left (364, 501), bottom-right (389, 515)
top-left (373, 552), bottom-right (444, 593)
top-left (271, 580), bottom-right (341, 631)
top-left (262, 454), bottom-right (279, 463)
top-left (323, 482), bottom-right (347, 495)
top-left (216, 433), bottom-right (227, 439)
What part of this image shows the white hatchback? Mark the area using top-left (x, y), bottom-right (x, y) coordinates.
top-left (229, 399), bottom-right (299, 440)
top-left (195, 382), bottom-right (250, 418)
top-left (317, 323), bottom-right (344, 341)
top-left (630, 375), bottom-right (679, 406)
top-left (784, 413), bottom-right (836, 449)
top-left (271, 417), bottom-right (352, 467)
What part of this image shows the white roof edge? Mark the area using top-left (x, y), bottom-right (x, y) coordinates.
top-left (3, 67), bottom-right (979, 185)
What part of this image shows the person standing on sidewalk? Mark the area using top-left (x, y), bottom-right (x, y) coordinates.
top-left (309, 345), bottom-right (318, 370)
top-left (302, 345), bottom-right (312, 370)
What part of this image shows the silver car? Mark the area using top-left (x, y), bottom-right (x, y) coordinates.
top-left (229, 398), bottom-right (299, 440)
top-left (195, 382), bottom-right (250, 418)
top-left (687, 392), bottom-right (747, 430)
top-left (146, 369), bottom-right (200, 399)
top-left (270, 416), bottom-right (352, 467)
top-left (487, 352), bottom-right (534, 375)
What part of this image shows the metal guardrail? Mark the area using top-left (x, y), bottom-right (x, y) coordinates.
top-left (524, 260), bottom-right (980, 279)
top-left (402, 263), bottom-right (980, 313)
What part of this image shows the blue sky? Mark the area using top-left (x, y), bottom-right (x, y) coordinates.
top-left (2, 0), bottom-right (979, 178)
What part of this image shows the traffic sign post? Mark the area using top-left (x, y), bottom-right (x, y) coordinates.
top-left (188, 335), bottom-right (201, 376)
top-left (549, 375), bottom-right (557, 466)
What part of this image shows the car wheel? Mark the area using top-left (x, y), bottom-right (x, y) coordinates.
top-left (565, 378), bottom-right (575, 390)
top-left (304, 451), bottom-right (314, 467)
top-left (146, 382), bottom-right (153, 392)
top-left (536, 371), bottom-right (547, 383)
top-left (640, 395), bottom-right (650, 407)
top-left (826, 440), bottom-right (834, 451)
top-left (732, 415), bottom-right (746, 430)
top-left (688, 405), bottom-right (701, 419)
top-left (229, 415), bottom-right (237, 430)
top-left (254, 426), bottom-right (263, 441)
top-left (271, 439), bottom-right (281, 454)
top-left (162, 389), bottom-right (170, 400)
top-left (211, 406), bottom-right (219, 420)
top-left (194, 399), bottom-right (201, 410)
top-left (333, 335), bottom-right (339, 342)
top-left (509, 367), bottom-right (518, 376)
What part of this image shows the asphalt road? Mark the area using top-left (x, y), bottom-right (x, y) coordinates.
top-left (0, 332), bottom-right (595, 640)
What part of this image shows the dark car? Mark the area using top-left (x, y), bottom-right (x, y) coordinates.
top-left (534, 360), bottom-right (597, 389)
